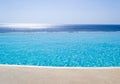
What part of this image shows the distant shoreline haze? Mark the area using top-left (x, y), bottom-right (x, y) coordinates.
top-left (0, 24), bottom-right (120, 32)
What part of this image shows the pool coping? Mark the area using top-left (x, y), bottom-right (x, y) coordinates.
top-left (0, 64), bottom-right (119, 69)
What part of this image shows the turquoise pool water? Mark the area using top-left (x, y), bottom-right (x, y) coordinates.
top-left (0, 32), bottom-right (120, 67)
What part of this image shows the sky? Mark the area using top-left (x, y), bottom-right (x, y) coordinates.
top-left (0, 0), bottom-right (120, 24)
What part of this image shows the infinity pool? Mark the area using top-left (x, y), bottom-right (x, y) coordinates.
top-left (0, 32), bottom-right (120, 67)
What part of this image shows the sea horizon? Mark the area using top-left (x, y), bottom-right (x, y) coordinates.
top-left (0, 23), bottom-right (120, 32)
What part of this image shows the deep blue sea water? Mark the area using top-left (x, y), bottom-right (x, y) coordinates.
top-left (0, 31), bottom-right (120, 67)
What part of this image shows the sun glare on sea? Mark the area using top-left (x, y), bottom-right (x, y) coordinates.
top-left (0, 23), bottom-right (54, 29)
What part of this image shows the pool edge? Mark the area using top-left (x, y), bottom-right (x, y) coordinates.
top-left (0, 64), bottom-right (119, 69)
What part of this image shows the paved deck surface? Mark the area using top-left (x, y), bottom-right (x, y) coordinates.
top-left (0, 65), bottom-right (120, 84)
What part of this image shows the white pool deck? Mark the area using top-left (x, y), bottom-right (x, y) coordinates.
top-left (0, 65), bottom-right (120, 84)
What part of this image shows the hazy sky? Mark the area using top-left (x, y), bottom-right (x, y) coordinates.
top-left (0, 0), bottom-right (120, 24)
